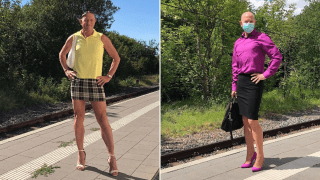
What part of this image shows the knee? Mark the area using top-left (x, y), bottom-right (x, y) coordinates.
top-left (248, 119), bottom-right (259, 129)
top-left (95, 112), bottom-right (104, 121)
top-left (73, 111), bottom-right (85, 125)
top-left (242, 116), bottom-right (250, 126)
top-left (95, 113), bottom-right (107, 124)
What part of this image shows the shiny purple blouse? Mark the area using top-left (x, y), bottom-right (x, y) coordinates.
top-left (232, 29), bottom-right (282, 91)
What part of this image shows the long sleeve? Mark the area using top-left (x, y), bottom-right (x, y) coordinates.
top-left (232, 45), bottom-right (239, 91)
top-left (259, 34), bottom-right (282, 79)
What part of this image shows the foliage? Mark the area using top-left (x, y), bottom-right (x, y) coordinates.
top-left (253, 0), bottom-right (299, 96)
top-left (162, 88), bottom-right (320, 137)
top-left (293, 0), bottom-right (320, 96)
top-left (119, 74), bottom-right (159, 87)
top-left (260, 88), bottom-right (320, 116)
top-left (161, 0), bottom-right (320, 103)
top-left (161, 0), bottom-right (248, 102)
top-left (161, 97), bottom-right (226, 137)
top-left (0, 73), bottom-right (70, 112)
top-left (31, 163), bottom-right (60, 178)
top-left (119, 76), bottom-right (136, 87)
top-left (0, 0), bottom-right (159, 111)
top-left (161, 0), bottom-right (320, 137)
top-left (0, 0), bottom-right (120, 84)
top-left (103, 32), bottom-right (159, 79)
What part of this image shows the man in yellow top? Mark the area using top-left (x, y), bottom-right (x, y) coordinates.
top-left (59, 11), bottom-right (120, 176)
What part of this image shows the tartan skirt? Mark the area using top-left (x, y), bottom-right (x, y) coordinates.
top-left (71, 77), bottom-right (106, 101)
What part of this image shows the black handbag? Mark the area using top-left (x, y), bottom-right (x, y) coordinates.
top-left (221, 96), bottom-right (243, 140)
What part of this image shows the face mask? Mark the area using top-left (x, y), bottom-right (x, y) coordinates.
top-left (242, 23), bottom-right (254, 33)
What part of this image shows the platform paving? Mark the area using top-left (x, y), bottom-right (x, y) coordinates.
top-left (161, 126), bottom-right (320, 180)
top-left (0, 91), bottom-right (159, 180)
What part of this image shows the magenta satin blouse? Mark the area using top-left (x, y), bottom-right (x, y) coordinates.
top-left (232, 28), bottom-right (282, 91)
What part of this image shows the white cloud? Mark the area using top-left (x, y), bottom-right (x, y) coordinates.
top-left (248, 0), bottom-right (265, 9)
top-left (287, 0), bottom-right (300, 3)
top-left (294, 7), bottom-right (303, 15)
top-left (247, 0), bottom-right (309, 15)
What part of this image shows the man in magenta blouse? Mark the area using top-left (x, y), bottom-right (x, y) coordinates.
top-left (231, 11), bottom-right (282, 172)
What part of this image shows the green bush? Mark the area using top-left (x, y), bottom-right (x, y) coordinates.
top-left (119, 76), bottom-right (136, 87)
top-left (104, 77), bottom-right (121, 93)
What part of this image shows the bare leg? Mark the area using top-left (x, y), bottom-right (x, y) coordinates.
top-left (91, 101), bottom-right (118, 176)
top-left (243, 116), bottom-right (255, 164)
top-left (248, 119), bottom-right (264, 168)
top-left (72, 99), bottom-right (86, 170)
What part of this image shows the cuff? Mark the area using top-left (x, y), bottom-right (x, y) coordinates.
top-left (232, 84), bottom-right (237, 92)
top-left (262, 71), bottom-right (271, 79)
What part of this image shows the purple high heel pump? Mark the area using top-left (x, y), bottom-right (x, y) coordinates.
top-left (252, 158), bottom-right (264, 172)
top-left (241, 152), bottom-right (257, 168)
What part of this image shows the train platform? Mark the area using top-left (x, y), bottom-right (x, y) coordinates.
top-left (161, 126), bottom-right (320, 180)
top-left (0, 91), bottom-right (159, 180)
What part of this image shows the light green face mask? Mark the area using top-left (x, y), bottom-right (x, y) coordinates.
top-left (242, 23), bottom-right (254, 33)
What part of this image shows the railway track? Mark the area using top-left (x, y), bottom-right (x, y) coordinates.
top-left (0, 86), bottom-right (159, 134)
top-left (161, 118), bottom-right (320, 165)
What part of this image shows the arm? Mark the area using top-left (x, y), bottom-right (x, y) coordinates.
top-left (102, 34), bottom-right (120, 76)
top-left (59, 35), bottom-right (76, 80)
top-left (96, 34), bottom-right (121, 86)
top-left (260, 34), bottom-right (283, 79)
top-left (232, 45), bottom-right (239, 92)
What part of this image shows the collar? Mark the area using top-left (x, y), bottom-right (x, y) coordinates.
top-left (78, 28), bottom-right (98, 38)
top-left (241, 28), bottom-right (257, 38)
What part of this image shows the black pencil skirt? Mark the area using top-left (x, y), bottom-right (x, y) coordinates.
top-left (237, 73), bottom-right (264, 120)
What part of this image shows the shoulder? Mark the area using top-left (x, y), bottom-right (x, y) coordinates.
top-left (66, 34), bottom-right (75, 45)
top-left (100, 33), bottom-right (109, 40)
top-left (100, 33), bottom-right (112, 43)
top-left (73, 30), bottom-right (82, 38)
top-left (257, 31), bottom-right (272, 42)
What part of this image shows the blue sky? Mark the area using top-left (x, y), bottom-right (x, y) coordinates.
top-left (20, 0), bottom-right (160, 46)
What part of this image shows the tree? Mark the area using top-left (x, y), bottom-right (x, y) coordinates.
top-left (293, 0), bottom-right (320, 96)
top-left (161, 0), bottom-right (248, 101)
top-left (253, 0), bottom-right (297, 97)
top-left (0, 0), bottom-right (120, 86)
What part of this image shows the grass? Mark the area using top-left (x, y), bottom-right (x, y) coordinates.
top-left (161, 98), bottom-right (226, 138)
top-left (90, 127), bottom-right (100, 131)
top-left (31, 163), bottom-right (60, 178)
top-left (119, 74), bottom-right (159, 87)
top-left (260, 89), bottom-right (320, 116)
top-left (0, 76), bottom-right (70, 112)
top-left (161, 88), bottom-right (320, 138)
top-left (58, 139), bottom-right (75, 147)
top-left (0, 89), bottom-right (58, 112)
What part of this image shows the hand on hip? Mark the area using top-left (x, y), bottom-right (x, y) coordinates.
top-left (251, 73), bottom-right (266, 84)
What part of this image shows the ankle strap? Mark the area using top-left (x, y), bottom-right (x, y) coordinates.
top-left (79, 149), bottom-right (85, 151)
top-left (109, 154), bottom-right (116, 157)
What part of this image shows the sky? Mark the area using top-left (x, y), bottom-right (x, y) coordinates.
top-left (248, 0), bottom-right (310, 15)
top-left (20, 0), bottom-right (160, 46)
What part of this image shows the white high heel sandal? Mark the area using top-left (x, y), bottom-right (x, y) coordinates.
top-left (108, 154), bottom-right (119, 176)
top-left (76, 149), bottom-right (86, 171)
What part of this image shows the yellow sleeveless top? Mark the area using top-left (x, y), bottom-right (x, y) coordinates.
top-left (72, 29), bottom-right (104, 79)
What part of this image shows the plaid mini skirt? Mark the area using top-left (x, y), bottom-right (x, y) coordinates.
top-left (71, 77), bottom-right (106, 101)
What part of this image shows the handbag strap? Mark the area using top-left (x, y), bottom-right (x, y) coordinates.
top-left (228, 96), bottom-right (236, 141)
top-left (72, 34), bottom-right (77, 50)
